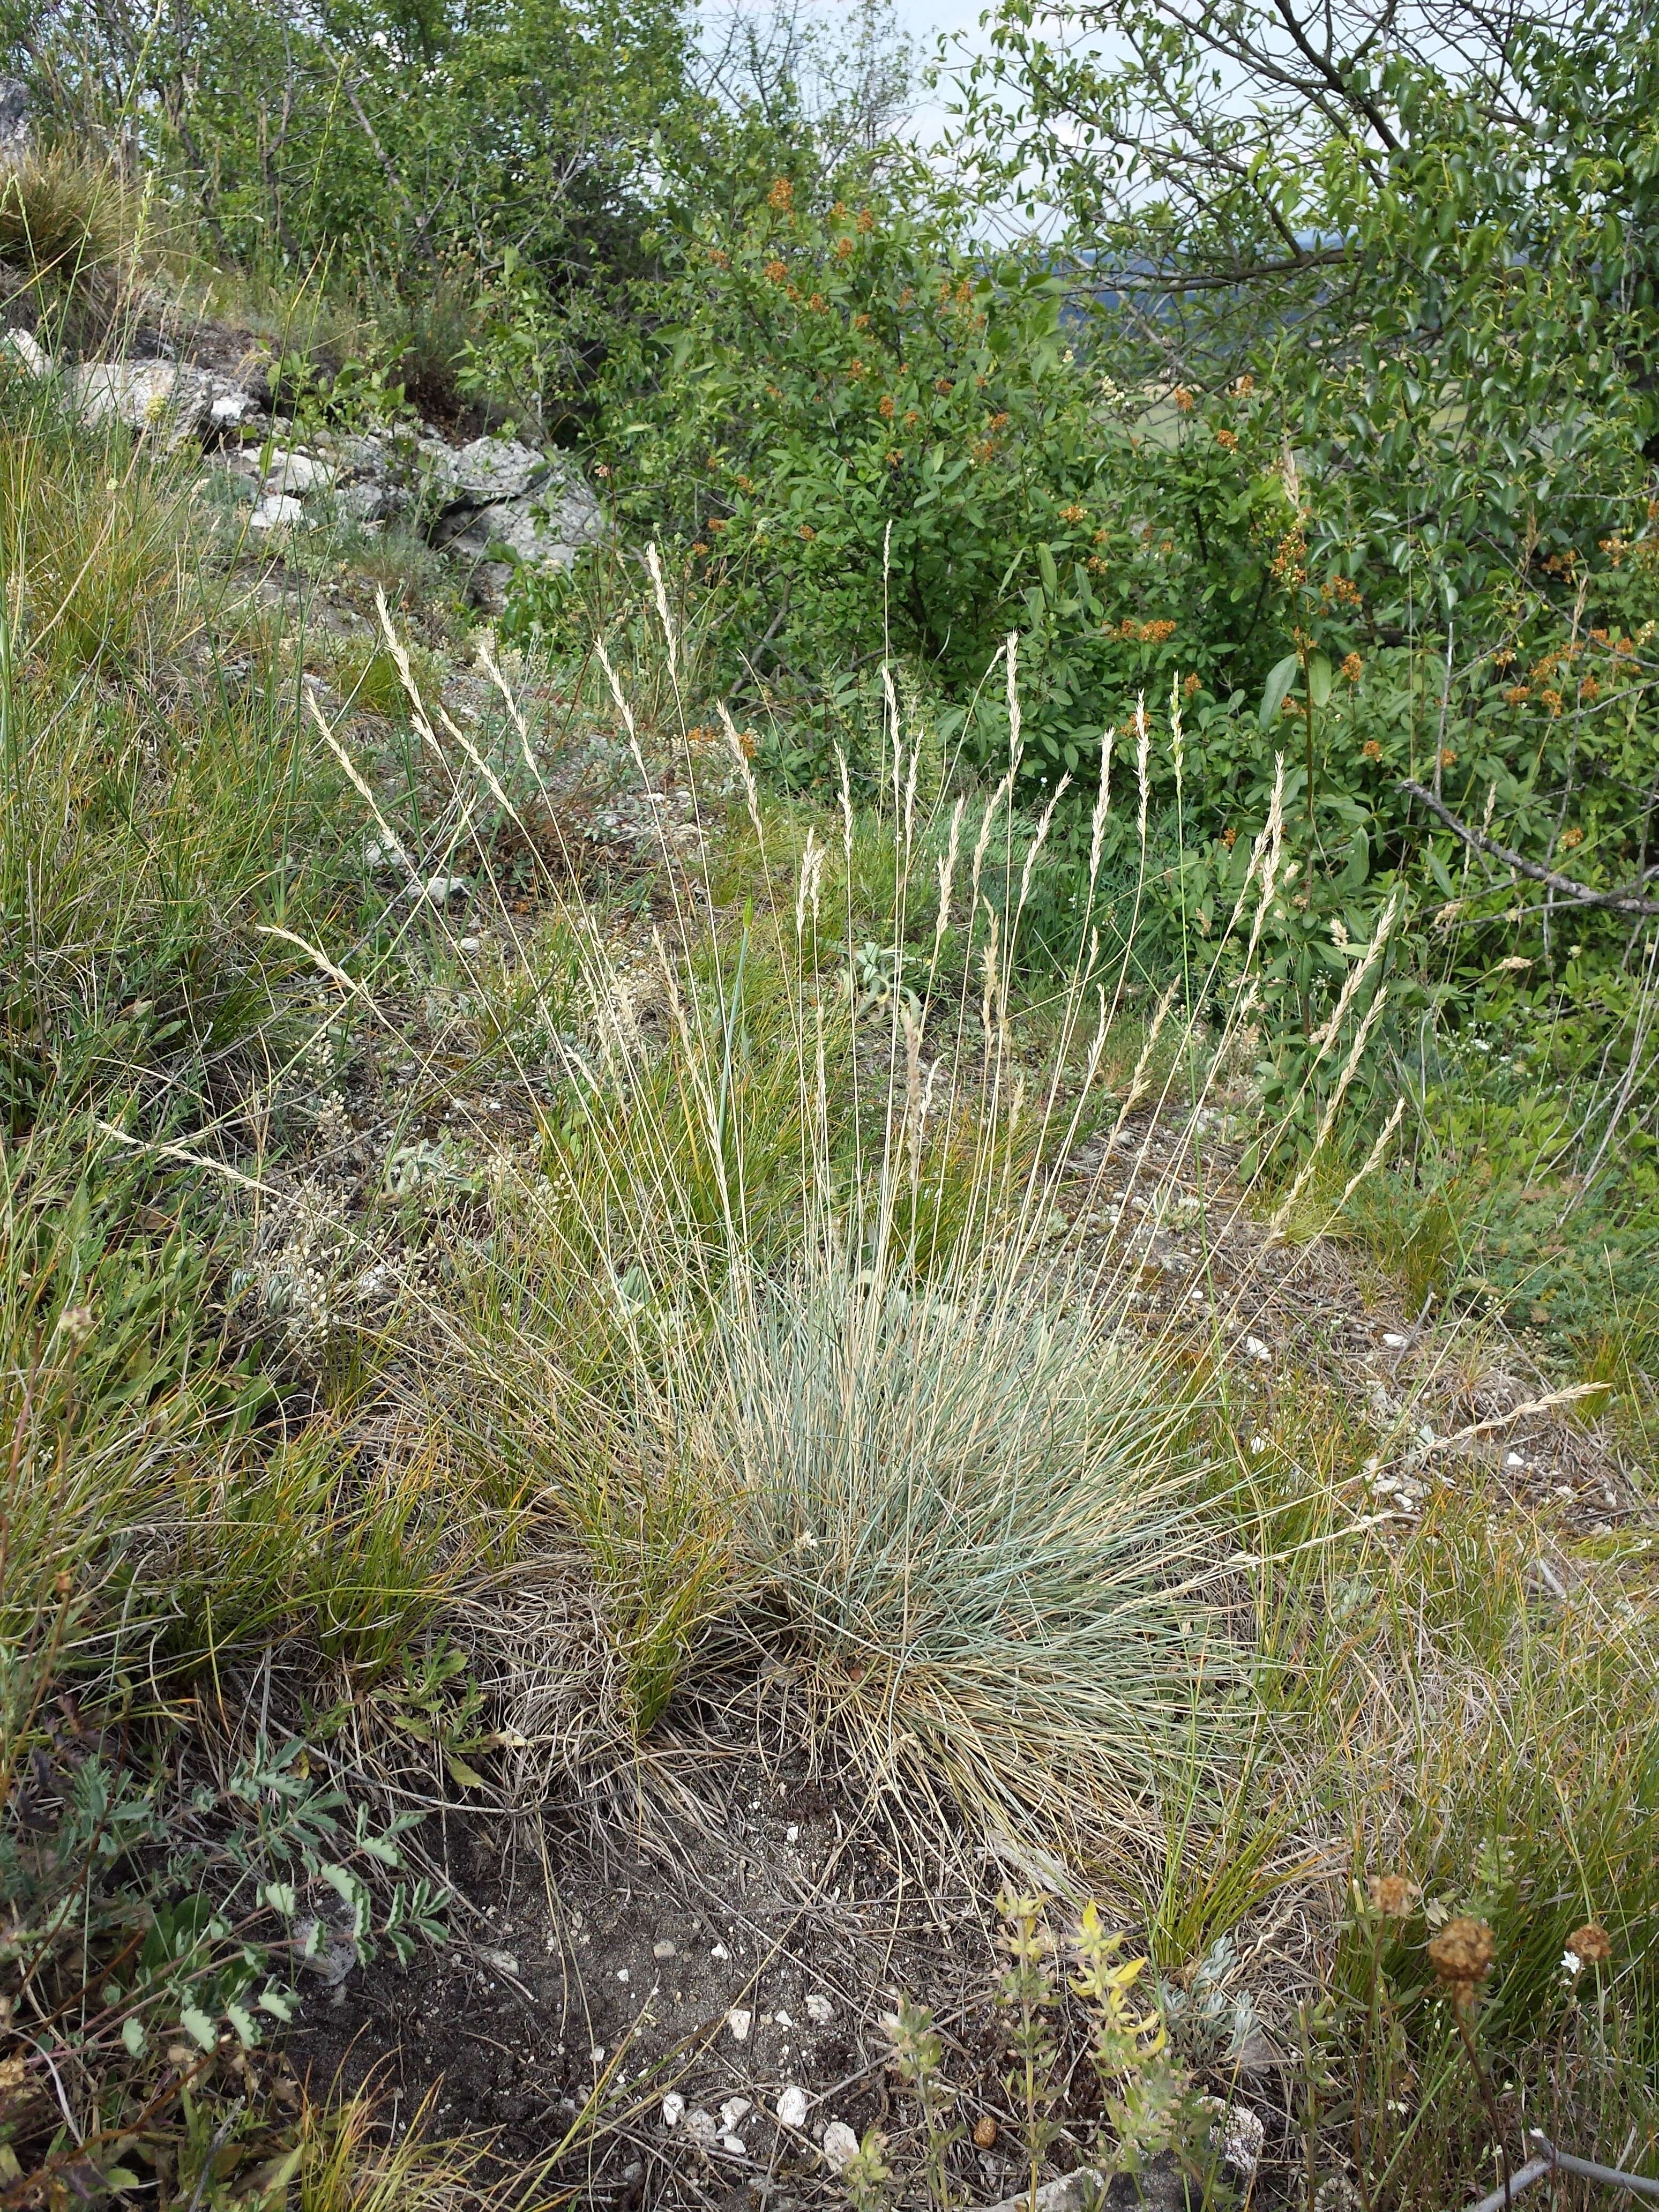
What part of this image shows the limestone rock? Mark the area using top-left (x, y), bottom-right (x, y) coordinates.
top-left (71, 360), bottom-right (255, 450)
top-left (0, 77), bottom-right (28, 160)
top-left (431, 435), bottom-right (548, 504)
top-left (249, 492), bottom-right (305, 532)
top-left (261, 446), bottom-right (334, 497)
top-left (1, 327), bottom-right (47, 375)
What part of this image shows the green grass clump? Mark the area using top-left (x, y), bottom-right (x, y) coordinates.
top-left (0, 150), bottom-right (141, 340)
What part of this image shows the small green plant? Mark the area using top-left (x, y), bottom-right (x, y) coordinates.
top-left (843, 1899), bottom-right (1227, 2208)
top-left (997, 1891), bottom-right (1065, 2201)
top-left (0, 1729), bottom-right (446, 2200)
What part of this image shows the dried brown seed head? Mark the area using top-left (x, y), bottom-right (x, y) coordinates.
top-left (1367, 1873), bottom-right (1419, 1920)
top-left (1567, 1923), bottom-right (1612, 1968)
top-left (1428, 1916), bottom-right (1494, 2004)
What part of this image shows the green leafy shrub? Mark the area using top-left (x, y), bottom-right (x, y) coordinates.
top-left (518, 175), bottom-right (1292, 787)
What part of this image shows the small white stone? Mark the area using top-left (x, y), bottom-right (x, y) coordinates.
top-left (776, 2085), bottom-right (809, 2130)
top-left (589, 2045), bottom-right (604, 2064)
top-left (2, 328), bottom-right (48, 375)
top-left (805, 1993), bottom-right (834, 2025)
top-left (1219, 2102), bottom-right (1266, 2178)
top-left (653, 1938), bottom-right (677, 1959)
top-left (1243, 1334), bottom-right (1271, 1362)
top-left (822, 2120), bottom-right (860, 2173)
top-left (1382, 1332), bottom-right (1409, 1349)
top-left (784, 1824), bottom-right (799, 1842)
top-left (405, 874), bottom-right (469, 905)
top-left (263, 448), bottom-right (334, 497)
top-left (457, 935), bottom-right (482, 953)
top-left (661, 2092), bottom-right (685, 2128)
top-left (1506, 1451), bottom-right (1527, 1469)
top-left (720, 2097), bottom-right (751, 2131)
top-left (710, 1941), bottom-right (729, 1960)
top-left (249, 492), bottom-right (305, 531)
top-left (684, 2108), bottom-right (716, 2144)
top-left (721, 2133), bottom-right (747, 2157)
top-left (726, 2006), bottom-right (752, 2042)
top-left (616, 1967), bottom-right (629, 1983)
top-left (210, 391), bottom-right (251, 425)
top-left (774, 2010), bottom-right (793, 2028)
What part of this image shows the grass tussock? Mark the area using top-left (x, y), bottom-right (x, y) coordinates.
top-left (0, 149), bottom-right (145, 343)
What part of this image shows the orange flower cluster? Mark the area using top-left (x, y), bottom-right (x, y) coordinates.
top-left (1112, 618), bottom-right (1177, 644)
top-left (706, 246), bottom-right (729, 268)
top-left (1183, 671), bottom-right (1201, 698)
top-left (935, 377), bottom-right (953, 395)
top-left (1362, 738), bottom-right (1382, 761)
top-left (1505, 683), bottom-right (1530, 705)
top-left (878, 394), bottom-right (896, 420)
top-left (808, 292), bottom-right (827, 313)
top-left (1343, 652), bottom-right (1364, 681)
top-left (1059, 503), bottom-right (1088, 524)
top-left (970, 438), bottom-right (997, 466)
top-left (1173, 386), bottom-right (1195, 413)
top-left (1560, 824), bottom-right (1584, 847)
top-left (856, 208), bottom-right (875, 233)
top-left (767, 177), bottom-right (794, 211)
top-left (835, 237), bottom-right (855, 261)
top-left (798, 524), bottom-right (816, 541)
top-left (763, 258), bottom-right (788, 283)
top-left (1214, 426), bottom-right (1238, 451)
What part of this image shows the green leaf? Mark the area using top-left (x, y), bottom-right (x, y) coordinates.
top-left (246, 2147), bottom-right (304, 2208)
top-left (121, 2016), bottom-right (148, 2058)
top-left (446, 1753), bottom-right (489, 1790)
top-left (181, 2007), bottom-right (218, 2051)
top-left (1307, 653), bottom-right (1333, 709)
top-left (1258, 654), bottom-right (1301, 730)
top-left (1037, 542), bottom-right (1059, 595)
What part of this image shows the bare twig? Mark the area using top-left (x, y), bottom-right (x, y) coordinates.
top-left (1399, 780), bottom-right (1659, 917)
